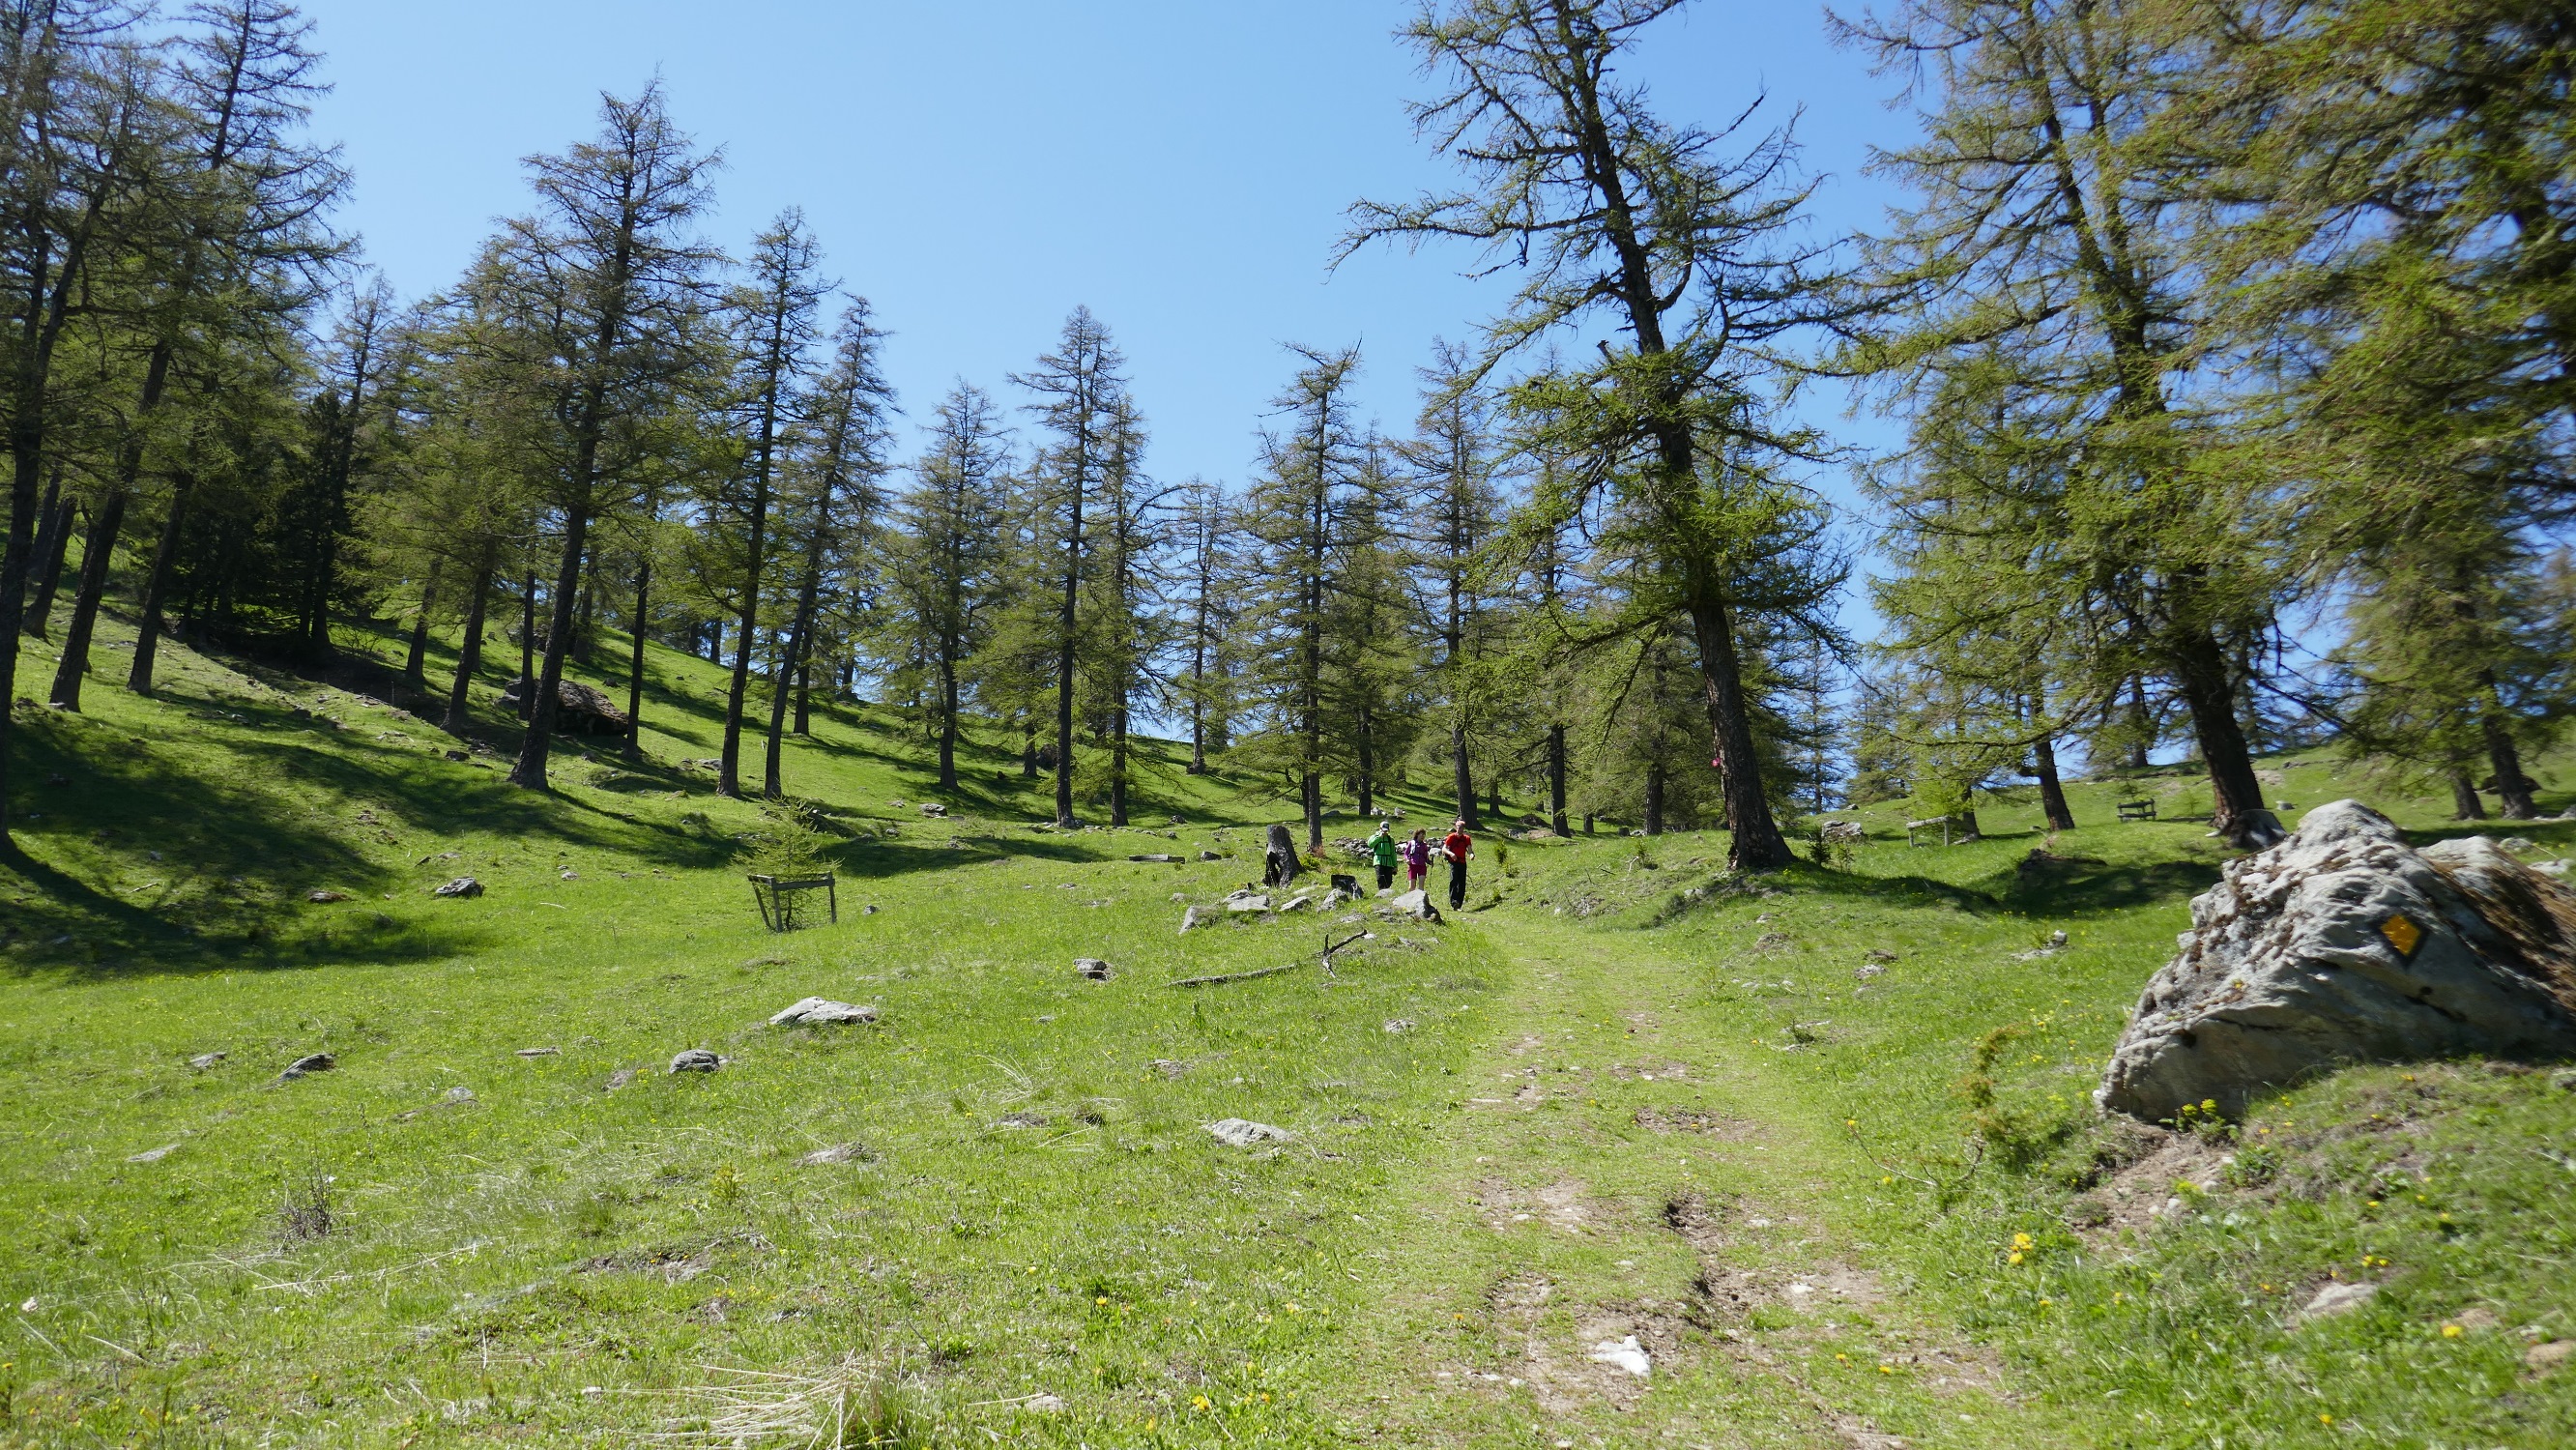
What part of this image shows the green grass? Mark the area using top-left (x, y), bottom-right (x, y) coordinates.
top-left (5, 605), bottom-right (2575, 1446)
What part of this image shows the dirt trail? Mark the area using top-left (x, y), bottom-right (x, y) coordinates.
top-left (1332, 913), bottom-right (2048, 1449)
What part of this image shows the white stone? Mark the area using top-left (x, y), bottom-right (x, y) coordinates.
top-left (1587, 1336), bottom-right (1652, 1378)
top-left (768, 998), bottom-right (879, 1028)
top-left (1204, 1118), bottom-right (1292, 1147)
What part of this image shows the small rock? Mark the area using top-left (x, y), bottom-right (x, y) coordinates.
top-left (1128, 853), bottom-right (1175, 863)
top-left (2533, 858), bottom-right (2571, 878)
top-left (439, 1086), bottom-right (477, 1106)
top-left (1854, 964), bottom-right (1885, 981)
top-left (515, 1047), bottom-right (560, 1058)
top-left (918, 802), bottom-right (946, 817)
top-left (1382, 1019), bottom-right (1416, 1034)
top-left (1587, 1336), bottom-right (1652, 1378)
top-left (1387, 888), bottom-right (1441, 922)
top-left (995, 1111), bottom-right (1051, 1128)
top-left (2500, 837), bottom-right (2535, 854)
top-left (862, 904), bottom-right (879, 915)
top-left (1864, 948), bottom-right (1897, 962)
top-left (127, 1144), bottom-right (180, 1164)
top-left (2553, 1068), bottom-right (2576, 1091)
top-left (559, 869), bottom-right (578, 881)
top-left (768, 998), bottom-right (880, 1028)
top-left (1204, 1117), bottom-right (1292, 1147)
top-left (278, 1052), bottom-right (335, 1080)
top-left (1151, 1058), bottom-right (1190, 1078)
top-left (305, 888), bottom-right (348, 903)
top-left (2528, 1340), bottom-right (2576, 1375)
top-left (187, 1052), bottom-right (225, 1070)
top-left (1025, 1392), bottom-right (1067, 1413)
top-left (2301, 1282), bottom-right (2379, 1320)
top-left (1277, 893), bottom-right (1315, 914)
top-left (1075, 958), bottom-right (1114, 980)
top-left (668, 1049), bottom-right (722, 1074)
top-left (606, 1067), bottom-right (638, 1090)
top-left (1228, 894), bottom-right (1272, 914)
top-left (430, 877), bottom-right (483, 898)
top-left (1179, 905), bottom-right (1213, 933)
top-left (1199, 850), bottom-right (1223, 861)
top-left (444, 748), bottom-right (469, 761)
top-left (796, 1142), bottom-right (873, 1166)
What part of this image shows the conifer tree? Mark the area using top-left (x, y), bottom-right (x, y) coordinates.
top-left (1346, 0), bottom-right (1842, 871)
top-left (886, 382), bottom-right (1009, 791)
top-left (1012, 307), bottom-right (1127, 826)
top-left (486, 81), bottom-right (717, 792)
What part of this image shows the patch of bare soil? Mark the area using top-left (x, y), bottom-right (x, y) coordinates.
top-left (1470, 1176), bottom-right (1613, 1234)
top-left (2065, 1125), bottom-right (2236, 1242)
top-left (577, 1231), bottom-right (772, 1284)
top-left (1662, 1191), bottom-right (2001, 1437)
top-left (1633, 1106), bottom-right (1755, 1138)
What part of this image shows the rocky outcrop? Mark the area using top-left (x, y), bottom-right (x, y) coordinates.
top-left (2098, 800), bottom-right (2576, 1120)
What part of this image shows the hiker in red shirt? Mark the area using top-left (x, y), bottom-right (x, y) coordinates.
top-left (1442, 819), bottom-right (1473, 911)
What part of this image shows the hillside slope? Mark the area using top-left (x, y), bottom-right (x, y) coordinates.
top-left (5, 612), bottom-right (2574, 1448)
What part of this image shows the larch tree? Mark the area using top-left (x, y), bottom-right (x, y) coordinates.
top-left (886, 381), bottom-right (1010, 791)
top-left (1346, 0), bottom-right (1844, 871)
top-left (712, 209), bottom-right (824, 798)
top-left (1011, 306), bottom-right (1127, 826)
top-left (489, 81), bottom-right (719, 793)
top-left (762, 297), bottom-right (892, 798)
top-left (1838, 0), bottom-right (2292, 849)
top-left (1240, 343), bottom-right (1367, 851)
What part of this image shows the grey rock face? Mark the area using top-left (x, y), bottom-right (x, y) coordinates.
top-left (669, 1049), bottom-right (723, 1074)
top-left (1204, 1117), bottom-right (1292, 1147)
top-left (1075, 958), bottom-right (1113, 980)
top-left (279, 1052), bottom-right (335, 1080)
top-left (1179, 905), bottom-right (1213, 933)
top-left (2098, 800), bottom-right (2576, 1121)
top-left (1386, 888), bottom-right (1442, 922)
top-left (768, 998), bottom-right (879, 1028)
top-left (430, 877), bottom-right (483, 898)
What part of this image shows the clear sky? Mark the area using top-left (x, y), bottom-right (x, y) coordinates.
top-left (300, 0), bottom-right (1913, 624)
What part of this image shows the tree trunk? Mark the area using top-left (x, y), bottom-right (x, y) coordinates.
top-left (2127, 677), bottom-right (2153, 770)
top-left (2448, 769), bottom-right (2484, 822)
top-left (1489, 774), bottom-right (1501, 821)
top-left (47, 491), bottom-right (127, 710)
top-left (21, 475), bottom-right (64, 638)
top-left (446, 566), bottom-right (490, 735)
top-left (125, 478), bottom-right (194, 696)
top-left (517, 570), bottom-right (536, 720)
top-left (937, 655), bottom-right (960, 790)
top-left (1548, 723), bottom-right (1569, 836)
top-left (572, 538), bottom-right (596, 666)
top-left (1055, 492), bottom-right (1083, 828)
top-left (2168, 626), bottom-right (2283, 849)
top-left (2481, 695), bottom-right (2539, 820)
top-left (1679, 588), bottom-right (1793, 870)
top-left (622, 561), bottom-right (650, 761)
top-left (509, 505), bottom-right (592, 790)
top-left (2033, 733), bottom-right (2076, 831)
top-left (1111, 700), bottom-right (1130, 826)
top-left (1451, 723), bottom-right (1477, 831)
top-left (1643, 761), bottom-right (1665, 835)
top-left (403, 569), bottom-right (437, 686)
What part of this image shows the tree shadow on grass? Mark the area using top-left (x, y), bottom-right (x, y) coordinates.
top-left (2, 722), bottom-right (492, 979)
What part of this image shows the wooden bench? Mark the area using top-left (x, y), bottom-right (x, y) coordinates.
top-left (749, 872), bottom-right (838, 932)
top-left (2116, 798), bottom-right (2157, 822)
top-left (1906, 816), bottom-right (1967, 847)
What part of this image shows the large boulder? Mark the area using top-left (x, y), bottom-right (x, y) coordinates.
top-left (2098, 800), bottom-right (2576, 1121)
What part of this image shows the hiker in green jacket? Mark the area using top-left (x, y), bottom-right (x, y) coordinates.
top-left (1368, 821), bottom-right (1400, 894)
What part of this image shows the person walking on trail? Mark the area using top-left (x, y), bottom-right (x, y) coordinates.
top-left (1401, 828), bottom-right (1431, 891)
top-left (1368, 821), bottom-right (1400, 893)
top-left (1442, 819), bottom-right (1474, 911)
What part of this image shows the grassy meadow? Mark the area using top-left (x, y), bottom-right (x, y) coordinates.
top-left (5, 605), bottom-right (2575, 1447)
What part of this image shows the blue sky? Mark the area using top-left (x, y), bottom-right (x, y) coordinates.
top-left (302, 0), bottom-right (1914, 630)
